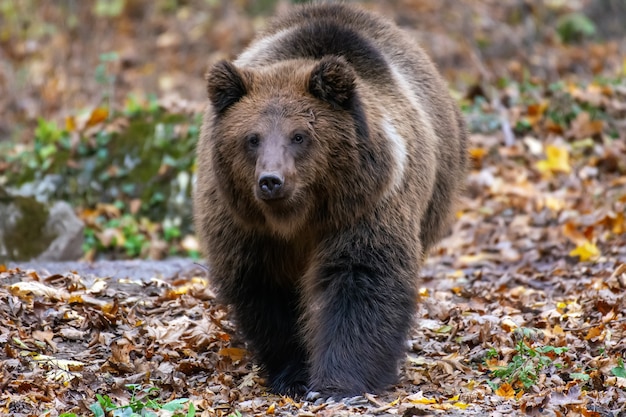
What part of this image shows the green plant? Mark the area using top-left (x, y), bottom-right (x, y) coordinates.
top-left (611, 357), bottom-right (626, 378)
top-left (89, 384), bottom-right (194, 417)
top-left (487, 328), bottom-right (569, 392)
top-left (556, 12), bottom-right (596, 44)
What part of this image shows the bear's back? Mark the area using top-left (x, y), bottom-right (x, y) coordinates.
top-left (237, 5), bottom-right (395, 84)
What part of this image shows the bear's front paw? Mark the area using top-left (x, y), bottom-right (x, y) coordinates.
top-left (269, 378), bottom-right (308, 398)
top-left (268, 367), bottom-right (309, 398)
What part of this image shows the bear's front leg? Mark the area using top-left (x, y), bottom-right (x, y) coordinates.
top-left (305, 227), bottom-right (419, 397)
top-left (208, 228), bottom-right (310, 397)
top-left (229, 278), bottom-right (309, 396)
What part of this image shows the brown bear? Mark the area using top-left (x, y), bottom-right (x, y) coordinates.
top-left (194, 3), bottom-right (467, 397)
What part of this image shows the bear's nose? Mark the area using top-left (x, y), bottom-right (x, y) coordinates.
top-left (258, 173), bottom-right (284, 199)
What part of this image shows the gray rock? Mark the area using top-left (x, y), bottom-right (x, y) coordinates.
top-left (36, 201), bottom-right (84, 261)
top-left (0, 188), bottom-right (84, 262)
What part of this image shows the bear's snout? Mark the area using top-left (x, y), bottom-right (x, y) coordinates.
top-left (257, 173), bottom-right (285, 200)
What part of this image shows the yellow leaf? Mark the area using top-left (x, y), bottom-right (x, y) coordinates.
top-left (68, 294), bottom-right (84, 304)
top-left (65, 116), bottom-right (76, 132)
top-left (469, 147), bottom-right (487, 161)
top-left (266, 403), bottom-right (276, 415)
top-left (453, 402), bottom-right (469, 409)
top-left (495, 382), bottom-right (515, 399)
top-left (191, 277), bottom-right (209, 286)
top-left (86, 107), bottom-right (109, 127)
top-left (569, 241), bottom-right (600, 262)
top-left (535, 145), bottom-right (571, 175)
top-left (409, 397), bottom-right (437, 405)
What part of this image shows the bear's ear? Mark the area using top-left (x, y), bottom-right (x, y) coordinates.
top-left (206, 60), bottom-right (248, 114)
top-left (308, 56), bottom-right (356, 109)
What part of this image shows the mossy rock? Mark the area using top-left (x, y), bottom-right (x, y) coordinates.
top-left (0, 187), bottom-right (84, 262)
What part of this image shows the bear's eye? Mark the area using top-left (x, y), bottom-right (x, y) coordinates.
top-left (247, 134), bottom-right (260, 147)
top-left (292, 133), bottom-right (305, 144)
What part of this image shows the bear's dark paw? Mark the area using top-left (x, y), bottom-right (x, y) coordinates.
top-left (308, 376), bottom-right (372, 398)
top-left (269, 378), bottom-right (308, 398)
top-left (268, 367), bottom-right (309, 398)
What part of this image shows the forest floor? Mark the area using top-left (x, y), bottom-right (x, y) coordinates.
top-left (1, 0), bottom-right (626, 416)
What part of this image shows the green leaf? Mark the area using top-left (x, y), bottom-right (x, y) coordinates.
top-left (89, 402), bottom-right (105, 417)
top-left (570, 372), bottom-right (590, 381)
top-left (35, 118), bottom-right (63, 144)
top-left (537, 346), bottom-right (568, 355)
top-left (111, 408), bottom-right (136, 417)
top-left (187, 402), bottom-right (196, 417)
top-left (96, 393), bottom-right (116, 410)
top-left (611, 365), bottom-right (626, 378)
top-left (162, 398), bottom-right (188, 411)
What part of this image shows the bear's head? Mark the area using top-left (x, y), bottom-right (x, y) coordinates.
top-left (204, 56), bottom-right (373, 237)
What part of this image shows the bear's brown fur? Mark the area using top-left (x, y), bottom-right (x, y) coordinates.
top-left (194, 3), bottom-right (467, 397)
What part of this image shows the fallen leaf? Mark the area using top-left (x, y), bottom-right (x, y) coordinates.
top-left (10, 281), bottom-right (69, 301)
top-left (569, 241), bottom-right (601, 262)
top-left (495, 383), bottom-right (515, 399)
top-left (536, 144), bottom-right (571, 175)
top-left (86, 107), bottom-right (109, 127)
top-left (218, 347), bottom-right (247, 362)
